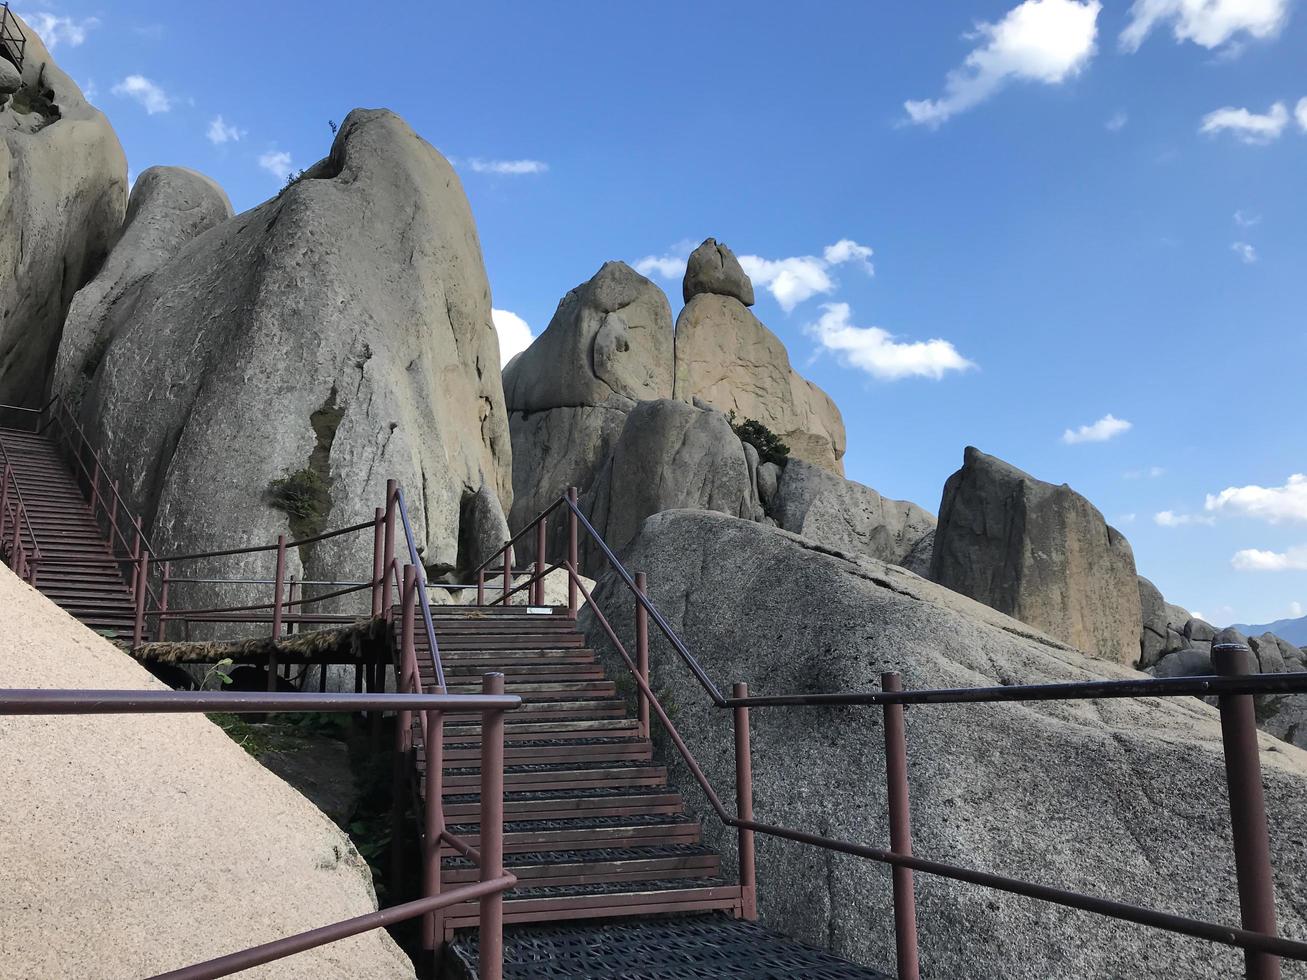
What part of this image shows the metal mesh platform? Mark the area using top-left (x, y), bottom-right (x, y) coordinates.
top-left (446, 914), bottom-right (892, 979)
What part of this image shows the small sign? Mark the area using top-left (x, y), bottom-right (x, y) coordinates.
top-left (526, 606), bottom-right (552, 615)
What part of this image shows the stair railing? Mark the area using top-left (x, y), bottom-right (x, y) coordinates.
top-left (0, 439), bottom-right (40, 584)
top-left (0, 2), bottom-right (26, 75)
top-left (475, 489), bottom-right (1307, 980)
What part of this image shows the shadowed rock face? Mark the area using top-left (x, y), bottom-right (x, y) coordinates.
top-left (53, 166), bottom-right (232, 406)
top-left (76, 109), bottom-right (512, 606)
top-left (0, 11), bottom-right (127, 406)
top-left (930, 447), bottom-right (1141, 664)
top-left (581, 510), bottom-right (1307, 980)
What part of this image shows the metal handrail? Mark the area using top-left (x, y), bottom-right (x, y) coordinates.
top-left (392, 484), bottom-right (447, 691)
top-left (0, 429), bottom-right (43, 581)
top-left (490, 489), bottom-right (1307, 977)
top-left (0, 2), bottom-right (26, 74)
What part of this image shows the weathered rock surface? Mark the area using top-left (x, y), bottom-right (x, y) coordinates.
top-left (504, 263), bottom-right (674, 536)
top-left (673, 292), bottom-right (846, 474)
top-left (53, 166), bottom-right (232, 405)
top-left (581, 399), bottom-right (763, 569)
top-left (0, 13), bottom-right (127, 406)
top-left (0, 565), bottom-right (413, 978)
top-left (1138, 575), bottom-right (1192, 667)
top-left (931, 447), bottom-right (1141, 664)
top-left (682, 237), bottom-right (754, 306)
top-left (900, 528), bottom-right (934, 577)
top-left (0, 59), bottom-right (20, 96)
top-left (770, 459), bottom-right (935, 566)
top-left (581, 510), bottom-right (1307, 980)
top-left (76, 110), bottom-right (512, 607)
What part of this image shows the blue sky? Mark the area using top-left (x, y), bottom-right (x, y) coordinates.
top-left (23, 0), bottom-right (1307, 627)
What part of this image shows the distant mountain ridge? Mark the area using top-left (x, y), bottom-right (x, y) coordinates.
top-left (1230, 615), bottom-right (1307, 647)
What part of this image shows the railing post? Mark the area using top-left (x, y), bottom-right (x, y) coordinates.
top-left (158, 561), bottom-right (171, 643)
top-left (287, 575), bottom-right (300, 637)
top-left (421, 683), bottom-right (446, 957)
top-left (400, 566), bottom-right (417, 748)
top-left (882, 671), bottom-right (921, 980)
top-left (390, 565), bottom-right (419, 898)
top-left (733, 681), bottom-right (757, 921)
top-left (383, 479), bottom-right (397, 615)
top-left (533, 515), bottom-right (547, 607)
top-left (268, 533), bottom-right (287, 691)
top-left (501, 544), bottom-right (511, 608)
top-left (107, 480), bottom-right (121, 558)
top-left (132, 550), bottom-right (149, 649)
top-left (635, 572), bottom-right (650, 738)
top-left (88, 455), bottom-right (101, 518)
top-left (567, 487), bottom-right (579, 618)
top-left (479, 672), bottom-right (507, 980)
top-left (1, 464), bottom-right (10, 530)
top-left (371, 507), bottom-right (384, 618)
top-left (477, 569), bottom-right (485, 607)
top-left (1214, 643), bottom-right (1281, 980)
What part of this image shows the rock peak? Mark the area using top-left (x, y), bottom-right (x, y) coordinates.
top-left (682, 237), bottom-right (754, 306)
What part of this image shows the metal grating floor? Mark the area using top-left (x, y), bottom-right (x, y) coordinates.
top-left (447, 914), bottom-right (892, 979)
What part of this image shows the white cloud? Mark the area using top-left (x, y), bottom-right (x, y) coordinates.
top-left (739, 255), bottom-right (835, 311)
top-left (1231, 242), bottom-right (1258, 264)
top-left (21, 11), bottom-right (99, 49)
top-left (634, 255), bottom-right (690, 279)
top-left (491, 309), bottom-right (535, 366)
top-left (1231, 546), bottom-right (1307, 572)
top-left (206, 115), bottom-right (245, 145)
top-left (111, 75), bottom-right (172, 115)
top-left (822, 239), bottom-right (875, 274)
top-left (1062, 413), bottom-right (1132, 444)
top-left (1206, 474), bottom-right (1307, 525)
top-left (904, 0), bottom-right (1101, 127)
top-left (1297, 97), bottom-right (1307, 132)
top-left (1119, 513), bottom-right (1138, 524)
top-left (806, 303), bottom-right (975, 382)
top-left (1234, 209), bottom-right (1262, 227)
top-left (1124, 466), bottom-right (1165, 479)
top-left (1120, 0), bottom-right (1290, 52)
top-left (468, 158), bottom-right (548, 175)
top-left (258, 150), bottom-right (294, 180)
top-left (1105, 110), bottom-right (1129, 131)
top-left (1291, 600), bottom-right (1304, 617)
top-left (1199, 102), bottom-right (1289, 144)
top-left (1155, 510), bottom-right (1216, 527)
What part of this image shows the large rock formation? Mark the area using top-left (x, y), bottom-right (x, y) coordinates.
top-left (503, 262), bottom-right (674, 535)
top-left (53, 166), bottom-right (233, 404)
top-left (672, 239), bottom-right (845, 474)
top-left (581, 510), bottom-right (1307, 980)
top-left (931, 447), bottom-right (1141, 664)
top-left (581, 399), bottom-right (763, 569)
top-left (770, 458), bottom-right (934, 566)
top-left (0, 13), bottom-right (127, 406)
top-left (72, 110), bottom-right (512, 599)
top-left (0, 566), bottom-right (413, 977)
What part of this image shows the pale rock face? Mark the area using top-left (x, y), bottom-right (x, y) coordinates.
top-left (682, 237), bottom-right (754, 306)
top-left (53, 166), bottom-right (233, 405)
top-left (931, 447), bottom-right (1141, 664)
top-left (0, 565), bottom-right (414, 978)
top-left (581, 510), bottom-right (1307, 980)
top-left (673, 293), bottom-right (846, 474)
top-left (0, 12), bottom-right (127, 406)
top-left (770, 458), bottom-right (935, 567)
top-left (78, 110), bottom-right (511, 599)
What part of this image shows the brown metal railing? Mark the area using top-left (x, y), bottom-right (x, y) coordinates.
top-left (0, 2), bottom-right (25, 74)
top-left (0, 685), bottom-right (519, 980)
top-left (0, 428), bottom-right (40, 583)
top-left (478, 489), bottom-right (1307, 980)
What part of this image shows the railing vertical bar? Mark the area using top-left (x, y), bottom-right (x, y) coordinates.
top-left (882, 671), bottom-right (921, 980)
top-left (383, 480), bottom-right (398, 616)
top-left (1214, 643), bottom-right (1282, 980)
top-left (421, 684), bottom-right (445, 955)
top-left (635, 571), bottom-right (651, 738)
top-left (534, 515), bottom-right (547, 607)
top-left (501, 545), bottom-right (511, 608)
top-left (477, 569), bottom-right (485, 607)
top-left (371, 507), bottom-right (384, 618)
top-left (567, 487), bottom-right (579, 618)
top-left (733, 680), bottom-right (757, 920)
top-left (268, 534), bottom-right (287, 691)
top-left (132, 548), bottom-right (150, 649)
top-left (159, 561), bottom-right (171, 643)
top-left (479, 672), bottom-right (507, 980)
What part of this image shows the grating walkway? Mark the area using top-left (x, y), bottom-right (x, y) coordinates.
top-left (446, 915), bottom-right (892, 979)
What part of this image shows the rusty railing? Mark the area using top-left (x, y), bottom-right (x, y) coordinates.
top-left (0, 427), bottom-right (40, 584)
top-left (476, 489), bottom-right (1307, 980)
top-left (0, 2), bottom-right (25, 74)
top-left (0, 684), bottom-right (518, 980)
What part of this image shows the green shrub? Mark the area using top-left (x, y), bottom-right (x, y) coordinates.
top-left (727, 411), bottom-right (790, 467)
top-left (267, 467), bottom-right (330, 536)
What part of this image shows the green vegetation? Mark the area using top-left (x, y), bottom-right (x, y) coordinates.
top-left (727, 411), bottom-right (791, 467)
top-left (267, 467), bottom-right (330, 538)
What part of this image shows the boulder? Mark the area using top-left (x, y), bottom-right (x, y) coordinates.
top-left (1138, 578), bottom-right (1194, 668)
top-left (76, 110), bottom-right (512, 608)
top-left (0, 58), bottom-right (20, 96)
top-left (770, 459), bottom-right (934, 567)
top-left (581, 510), bottom-right (1307, 980)
top-left (756, 461), bottom-right (782, 508)
top-left (0, 12), bottom-right (127, 406)
top-left (0, 565), bottom-right (413, 978)
top-left (900, 528), bottom-right (934, 577)
top-left (1251, 633), bottom-right (1287, 675)
top-left (930, 447), bottom-right (1141, 664)
top-left (682, 237), bottom-right (754, 306)
top-left (504, 263), bottom-right (674, 537)
top-left (672, 292), bottom-right (846, 474)
top-left (53, 166), bottom-right (233, 405)
top-left (580, 399), bottom-right (763, 569)
top-left (1152, 647), bottom-right (1214, 678)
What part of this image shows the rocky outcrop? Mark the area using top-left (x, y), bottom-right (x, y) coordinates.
top-left (0, 12), bottom-right (127, 406)
top-left (672, 247), bottom-right (845, 474)
top-left (581, 510), bottom-right (1307, 980)
top-left (503, 262), bottom-right (674, 537)
top-left (581, 399), bottom-right (762, 569)
top-left (931, 447), bottom-right (1141, 664)
top-left (74, 110), bottom-right (512, 601)
top-left (682, 237), bottom-right (754, 306)
top-left (769, 458), bottom-right (934, 566)
top-left (53, 166), bottom-right (232, 405)
top-left (0, 565), bottom-right (414, 978)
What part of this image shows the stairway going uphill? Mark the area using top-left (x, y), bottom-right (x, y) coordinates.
top-left (0, 425), bottom-right (143, 639)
